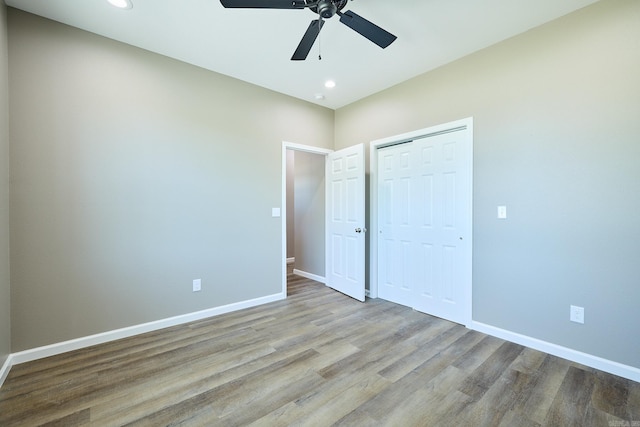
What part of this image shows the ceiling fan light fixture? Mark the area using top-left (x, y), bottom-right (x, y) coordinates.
top-left (107, 0), bottom-right (133, 10)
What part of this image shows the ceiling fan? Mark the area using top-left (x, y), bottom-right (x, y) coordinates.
top-left (219, 0), bottom-right (397, 61)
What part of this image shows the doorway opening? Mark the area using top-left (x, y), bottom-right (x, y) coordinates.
top-left (281, 142), bottom-right (332, 297)
top-left (281, 142), bottom-right (367, 302)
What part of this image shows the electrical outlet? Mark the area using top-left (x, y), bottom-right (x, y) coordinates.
top-left (570, 305), bottom-right (584, 324)
top-left (193, 279), bottom-right (201, 292)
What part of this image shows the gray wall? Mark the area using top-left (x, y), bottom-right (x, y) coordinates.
top-left (8, 10), bottom-right (334, 351)
top-left (286, 149), bottom-right (295, 259)
top-left (0, 4), bottom-right (10, 366)
top-left (293, 150), bottom-right (325, 277)
top-left (335, 0), bottom-right (640, 369)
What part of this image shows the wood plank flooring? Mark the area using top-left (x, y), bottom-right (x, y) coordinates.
top-left (1, 270), bottom-right (639, 426)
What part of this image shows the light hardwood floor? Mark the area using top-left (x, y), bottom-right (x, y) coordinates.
top-left (1, 270), bottom-right (639, 426)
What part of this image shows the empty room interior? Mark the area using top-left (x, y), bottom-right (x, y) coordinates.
top-left (0, 0), bottom-right (639, 425)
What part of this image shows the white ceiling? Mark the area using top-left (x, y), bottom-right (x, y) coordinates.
top-left (5, 0), bottom-right (599, 109)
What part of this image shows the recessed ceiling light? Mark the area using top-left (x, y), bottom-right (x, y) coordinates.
top-left (314, 94), bottom-right (325, 101)
top-left (324, 80), bottom-right (336, 89)
top-left (107, 0), bottom-right (133, 9)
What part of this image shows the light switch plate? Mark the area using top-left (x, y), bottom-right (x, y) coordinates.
top-left (272, 208), bottom-right (281, 217)
top-left (497, 205), bottom-right (507, 219)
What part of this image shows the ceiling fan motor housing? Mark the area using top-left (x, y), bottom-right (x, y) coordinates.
top-left (313, 0), bottom-right (348, 19)
top-left (317, 0), bottom-right (337, 18)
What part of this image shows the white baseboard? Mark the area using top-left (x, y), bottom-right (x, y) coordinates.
top-left (6, 297), bottom-right (637, 387)
top-left (292, 269), bottom-right (325, 284)
top-left (0, 354), bottom-right (12, 388)
top-left (471, 321), bottom-right (640, 383)
top-left (286, 257), bottom-right (295, 264)
top-left (10, 292), bottom-right (285, 367)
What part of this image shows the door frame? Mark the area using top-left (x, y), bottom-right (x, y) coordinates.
top-left (281, 141), bottom-right (333, 297)
top-left (369, 117), bottom-right (474, 325)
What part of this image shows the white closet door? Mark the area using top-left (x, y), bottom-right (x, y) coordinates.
top-left (412, 131), bottom-right (470, 323)
top-left (378, 143), bottom-right (415, 308)
top-left (377, 129), bottom-right (471, 325)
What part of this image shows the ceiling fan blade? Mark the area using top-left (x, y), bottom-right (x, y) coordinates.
top-left (220, 0), bottom-right (306, 9)
top-left (338, 10), bottom-right (397, 48)
top-left (291, 19), bottom-right (324, 61)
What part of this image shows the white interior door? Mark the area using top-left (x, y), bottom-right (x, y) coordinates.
top-left (378, 143), bottom-right (415, 308)
top-left (326, 143), bottom-right (365, 302)
top-left (377, 128), bottom-right (471, 324)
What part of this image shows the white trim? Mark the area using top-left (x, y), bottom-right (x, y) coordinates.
top-left (281, 141), bottom-right (332, 298)
top-left (370, 118), bottom-right (472, 148)
top-left (369, 117), bottom-right (474, 325)
top-left (471, 321), bottom-right (640, 383)
top-left (0, 354), bottom-right (13, 387)
top-left (286, 257), bottom-right (295, 264)
top-left (282, 141), bottom-right (333, 156)
top-left (10, 293), bottom-right (284, 366)
top-left (292, 269), bottom-right (326, 284)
